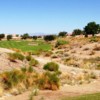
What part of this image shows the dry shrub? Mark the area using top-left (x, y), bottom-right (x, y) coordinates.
top-left (66, 59), bottom-right (79, 67)
top-left (11, 48), bottom-right (21, 52)
top-left (0, 66), bottom-right (60, 97)
top-left (89, 50), bottom-right (95, 55)
top-left (38, 71), bottom-right (60, 90)
top-left (83, 47), bottom-right (90, 51)
top-left (89, 37), bottom-right (98, 42)
top-left (79, 45), bottom-right (82, 48)
top-left (26, 55), bottom-right (32, 61)
top-left (29, 58), bottom-right (39, 66)
top-left (93, 45), bottom-right (100, 51)
top-left (1, 67), bottom-right (38, 92)
top-left (43, 62), bottom-right (59, 71)
top-left (60, 71), bottom-right (97, 85)
top-left (43, 51), bottom-right (53, 57)
top-left (96, 64), bottom-right (100, 70)
top-left (51, 54), bottom-right (58, 58)
top-left (8, 52), bottom-right (25, 62)
top-left (71, 50), bottom-right (76, 53)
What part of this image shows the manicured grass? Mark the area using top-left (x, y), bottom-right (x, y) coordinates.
top-left (62, 93), bottom-right (100, 100)
top-left (0, 40), bottom-right (51, 52)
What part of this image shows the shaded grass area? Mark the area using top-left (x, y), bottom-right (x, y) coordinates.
top-left (62, 93), bottom-right (100, 100)
top-left (0, 40), bottom-right (51, 52)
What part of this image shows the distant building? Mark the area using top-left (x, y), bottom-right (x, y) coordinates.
top-left (12, 34), bottom-right (21, 40)
top-left (4, 34), bottom-right (21, 40)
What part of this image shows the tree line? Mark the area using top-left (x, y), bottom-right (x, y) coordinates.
top-left (0, 21), bottom-right (100, 41)
top-left (72, 22), bottom-right (100, 37)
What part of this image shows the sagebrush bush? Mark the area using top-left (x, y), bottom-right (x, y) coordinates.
top-left (38, 71), bottom-right (60, 90)
top-left (2, 70), bottom-right (23, 89)
top-left (31, 51), bottom-right (41, 55)
top-left (21, 67), bottom-right (27, 73)
top-left (28, 66), bottom-right (34, 73)
top-left (96, 64), bottom-right (100, 70)
top-left (55, 40), bottom-right (69, 47)
top-left (89, 37), bottom-right (98, 42)
top-left (1, 68), bottom-right (38, 90)
top-left (29, 58), bottom-right (39, 66)
top-left (43, 62), bottom-right (59, 71)
top-left (26, 55), bottom-right (32, 61)
top-left (8, 53), bottom-right (25, 61)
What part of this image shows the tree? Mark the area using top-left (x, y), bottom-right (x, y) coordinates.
top-left (21, 33), bottom-right (29, 39)
top-left (33, 36), bottom-right (37, 40)
top-left (58, 31), bottom-right (67, 37)
top-left (84, 22), bottom-right (100, 37)
top-left (7, 35), bottom-right (12, 41)
top-left (16, 34), bottom-right (19, 37)
top-left (44, 35), bottom-right (56, 41)
top-left (0, 34), bottom-right (5, 40)
top-left (72, 29), bottom-right (83, 36)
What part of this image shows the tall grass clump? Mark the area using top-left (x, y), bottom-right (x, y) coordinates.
top-left (55, 40), bottom-right (69, 47)
top-left (43, 62), bottom-right (59, 71)
top-left (2, 70), bottom-right (24, 89)
top-left (26, 55), bottom-right (32, 61)
top-left (8, 52), bottom-right (25, 61)
top-left (29, 58), bottom-right (39, 66)
top-left (0, 64), bottom-right (60, 96)
top-left (38, 71), bottom-right (60, 90)
top-left (89, 36), bottom-right (98, 42)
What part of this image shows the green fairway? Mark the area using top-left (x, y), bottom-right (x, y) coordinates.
top-left (62, 93), bottom-right (100, 100)
top-left (0, 40), bottom-right (52, 52)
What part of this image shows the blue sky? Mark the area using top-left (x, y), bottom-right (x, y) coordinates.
top-left (0, 0), bottom-right (100, 35)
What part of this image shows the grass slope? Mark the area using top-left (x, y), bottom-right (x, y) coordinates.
top-left (62, 93), bottom-right (100, 100)
top-left (0, 40), bottom-right (51, 52)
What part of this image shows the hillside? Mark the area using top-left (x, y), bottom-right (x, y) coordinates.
top-left (0, 36), bottom-right (100, 100)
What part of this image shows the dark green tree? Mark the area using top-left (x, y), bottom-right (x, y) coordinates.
top-left (0, 34), bottom-right (5, 40)
top-left (72, 29), bottom-right (83, 36)
top-left (16, 34), bottom-right (19, 37)
top-left (21, 33), bottom-right (29, 39)
top-left (84, 22), bottom-right (100, 37)
top-left (58, 31), bottom-right (67, 37)
top-left (44, 35), bottom-right (56, 41)
top-left (33, 36), bottom-right (37, 40)
top-left (7, 35), bottom-right (12, 41)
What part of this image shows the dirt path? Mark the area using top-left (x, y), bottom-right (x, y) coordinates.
top-left (4, 79), bottom-right (100, 100)
top-left (34, 56), bottom-right (100, 76)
